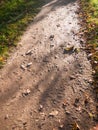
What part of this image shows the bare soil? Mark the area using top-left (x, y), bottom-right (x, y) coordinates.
top-left (0, 0), bottom-right (97, 130)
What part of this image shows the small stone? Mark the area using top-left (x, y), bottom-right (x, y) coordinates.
top-left (49, 110), bottom-right (58, 116)
top-left (54, 55), bottom-right (58, 59)
top-left (88, 79), bottom-right (93, 83)
top-left (66, 111), bottom-right (70, 115)
top-left (49, 35), bottom-right (54, 40)
top-left (92, 70), bottom-right (96, 74)
top-left (26, 89), bottom-right (31, 94)
top-left (39, 105), bottom-right (43, 112)
top-left (69, 75), bottom-right (75, 80)
top-left (76, 106), bottom-right (82, 112)
top-left (25, 50), bottom-right (33, 55)
top-left (94, 61), bottom-right (98, 64)
top-left (21, 54), bottom-right (25, 57)
top-left (26, 62), bottom-right (32, 67)
top-left (20, 65), bottom-right (26, 70)
top-left (22, 89), bottom-right (31, 96)
top-left (88, 53), bottom-right (92, 58)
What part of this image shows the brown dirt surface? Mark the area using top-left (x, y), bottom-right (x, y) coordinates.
top-left (0, 0), bottom-right (97, 130)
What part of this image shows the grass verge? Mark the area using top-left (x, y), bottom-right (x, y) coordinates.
top-left (0, 0), bottom-right (45, 67)
top-left (81, 0), bottom-right (98, 121)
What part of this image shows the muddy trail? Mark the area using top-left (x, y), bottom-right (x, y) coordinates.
top-left (0, 0), bottom-right (97, 130)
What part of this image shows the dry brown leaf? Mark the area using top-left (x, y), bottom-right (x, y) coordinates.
top-left (72, 122), bottom-right (80, 130)
top-left (64, 46), bottom-right (74, 51)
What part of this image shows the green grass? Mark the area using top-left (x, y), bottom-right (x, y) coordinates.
top-left (0, 0), bottom-right (45, 67)
top-left (81, 0), bottom-right (98, 87)
top-left (88, 0), bottom-right (98, 23)
top-left (81, 0), bottom-right (98, 121)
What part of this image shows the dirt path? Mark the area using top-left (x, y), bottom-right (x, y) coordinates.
top-left (0, 0), bottom-right (96, 130)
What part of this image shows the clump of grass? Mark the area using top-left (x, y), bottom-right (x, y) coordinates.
top-left (0, 0), bottom-right (45, 67)
top-left (81, 0), bottom-right (98, 78)
top-left (81, 0), bottom-right (98, 120)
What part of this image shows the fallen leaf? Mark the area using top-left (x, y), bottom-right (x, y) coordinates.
top-left (74, 48), bottom-right (80, 53)
top-left (62, 99), bottom-right (67, 106)
top-left (72, 122), bottom-right (80, 130)
top-left (64, 46), bottom-right (74, 52)
top-left (0, 56), bottom-right (3, 61)
top-left (89, 112), bottom-right (93, 118)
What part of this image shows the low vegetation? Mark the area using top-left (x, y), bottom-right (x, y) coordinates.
top-left (81, 0), bottom-right (98, 86)
top-left (0, 0), bottom-right (44, 67)
top-left (81, 0), bottom-right (98, 122)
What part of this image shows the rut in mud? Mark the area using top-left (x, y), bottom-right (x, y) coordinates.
top-left (0, 0), bottom-right (96, 130)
